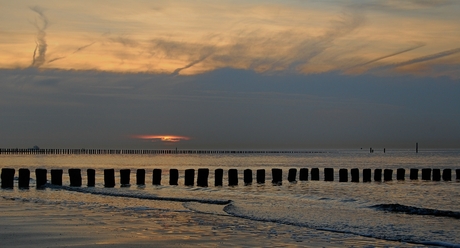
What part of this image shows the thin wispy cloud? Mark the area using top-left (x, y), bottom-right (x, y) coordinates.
top-left (0, 1), bottom-right (459, 78)
top-left (30, 6), bottom-right (48, 68)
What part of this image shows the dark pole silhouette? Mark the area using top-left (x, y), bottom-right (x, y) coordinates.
top-left (136, 169), bottom-right (145, 185)
top-left (442, 169), bottom-right (451, 181)
top-left (351, 168), bottom-right (359, 182)
top-left (169, 169), bottom-right (179, 185)
top-left (311, 168), bottom-right (319, 181)
top-left (271, 168), bottom-right (282, 185)
top-left (339, 169), bottom-right (348, 182)
top-left (363, 169), bottom-right (371, 182)
top-left (299, 168), bottom-right (308, 181)
top-left (69, 169), bottom-right (82, 187)
top-left (432, 169), bottom-right (441, 181)
top-left (152, 169), bottom-right (162, 185)
top-left (422, 168), bottom-right (431, 180)
top-left (396, 168), bottom-right (405, 180)
top-left (35, 168), bottom-right (47, 188)
top-left (244, 169), bottom-right (253, 185)
top-left (1, 168), bottom-right (15, 188)
top-left (87, 169), bottom-right (95, 187)
top-left (256, 169), bottom-right (265, 184)
top-left (214, 169), bottom-right (223, 186)
top-left (410, 169), bottom-right (418, 180)
top-left (104, 169), bottom-right (115, 187)
top-left (384, 169), bottom-right (393, 181)
top-left (18, 168), bottom-right (30, 188)
top-left (184, 169), bottom-right (195, 186)
top-left (51, 169), bottom-right (63, 185)
top-left (228, 169), bottom-right (238, 186)
top-left (324, 168), bottom-right (334, 181)
top-left (288, 168), bottom-right (297, 182)
top-left (374, 169), bottom-right (382, 181)
top-left (197, 168), bottom-right (209, 187)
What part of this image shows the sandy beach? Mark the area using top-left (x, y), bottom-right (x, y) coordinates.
top-left (1, 192), bottom-right (425, 248)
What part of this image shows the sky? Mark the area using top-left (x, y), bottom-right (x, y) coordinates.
top-left (1, 0), bottom-right (459, 150)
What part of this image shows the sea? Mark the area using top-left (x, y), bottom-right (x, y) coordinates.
top-left (1, 149), bottom-right (459, 247)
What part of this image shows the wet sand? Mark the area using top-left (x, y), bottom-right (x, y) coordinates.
top-left (0, 195), bottom-right (424, 247)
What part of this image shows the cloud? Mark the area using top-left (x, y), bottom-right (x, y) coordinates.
top-left (348, 42), bottom-right (425, 69)
top-left (1, 1), bottom-right (459, 78)
top-left (132, 135), bottom-right (191, 143)
top-left (30, 6), bottom-right (48, 68)
top-left (393, 47), bottom-right (460, 68)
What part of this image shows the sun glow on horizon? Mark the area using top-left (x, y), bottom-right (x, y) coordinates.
top-left (133, 135), bottom-right (191, 143)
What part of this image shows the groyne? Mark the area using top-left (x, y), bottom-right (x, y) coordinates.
top-left (0, 148), bottom-right (323, 155)
top-left (1, 167), bottom-right (458, 189)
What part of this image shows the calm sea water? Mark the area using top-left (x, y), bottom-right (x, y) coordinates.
top-left (1, 149), bottom-right (459, 247)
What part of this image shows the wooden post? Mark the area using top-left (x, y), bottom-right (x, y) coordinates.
top-left (136, 169), bottom-right (145, 185)
top-left (288, 168), bottom-right (297, 182)
top-left (272, 168), bottom-right (282, 185)
top-left (244, 169), bottom-right (252, 185)
top-left (311, 168), bottom-right (319, 181)
top-left (87, 169), bottom-right (95, 187)
top-left (197, 168), bottom-right (209, 187)
top-left (169, 169), bottom-right (179, 185)
top-left (432, 169), bottom-right (441, 181)
top-left (351, 168), bottom-right (359, 182)
top-left (363, 169), bottom-right (371, 182)
top-left (69, 169), bottom-right (82, 187)
top-left (410, 169), bottom-right (418, 180)
top-left (1, 168), bottom-right (15, 188)
top-left (18, 168), bottom-right (30, 188)
top-left (456, 169), bottom-right (460, 180)
top-left (374, 169), bottom-right (382, 181)
top-left (416, 142), bottom-right (418, 153)
top-left (35, 169), bottom-right (47, 188)
top-left (256, 169), bottom-right (265, 184)
top-left (384, 169), bottom-right (393, 181)
top-left (442, 169), bottom-right (451, 181)
top-left (396, 168), bottom-right (405, 181)
top-left (214, 169), bottom-right (223, 186)
top-left (228, 169), bottom-right (238, 186)
top-left (184, 169), bottom-right (195, 186)
top-left (339, 169), bottom-right (348, 182)
top-left (152, 169), bottom-right (162, 185)
top-left (120, 169), bottom-right (130, 186)
top-left (104, 169), bottom-right (115, 187)
top-left (50, 169), bottom-right (63, 186)
top-left (324, 168), bottom-right (334, 181)
top-left (422, 168), bottom-right (431, 180)
top-left (299, 168), bottom-right (308, 181)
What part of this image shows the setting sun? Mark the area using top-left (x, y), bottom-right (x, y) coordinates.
top-left (132, 135), bottom-right (191, 143)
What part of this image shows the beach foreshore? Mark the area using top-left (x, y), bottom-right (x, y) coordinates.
top-left (0, 194), bottom-right (424, 248)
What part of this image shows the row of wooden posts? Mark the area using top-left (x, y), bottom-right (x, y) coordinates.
top-left (1, 167), bottom-right (458, 189)
top-left (0, 148), bottom-right (321, 155)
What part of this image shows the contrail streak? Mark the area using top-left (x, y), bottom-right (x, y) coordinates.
top-left (47, 42), bottom-right (96, 64)
top-left (351, 43), bottom-right (425, 68)
top-left (72, 42), bottom-right (96, 54)
top-left (393, 47), bottom-right (460, 67)
top-left (171, 53), bottom-right (212, 76)
top-left (30, 6), bottom-right (48, 68)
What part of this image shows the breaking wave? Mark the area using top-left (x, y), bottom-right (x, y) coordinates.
top-left (370, 204), bottom-right (460, 219)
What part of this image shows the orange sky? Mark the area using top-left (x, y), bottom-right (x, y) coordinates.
top-left (1, 0), bottom-right (460, 78)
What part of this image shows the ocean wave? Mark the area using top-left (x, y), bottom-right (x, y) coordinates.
top-left (370, 204), bottom-right (460, 219)
top-left (224, 203), bottom-right (460, 247)
top-left (48, 184), bottom-right (232, 205)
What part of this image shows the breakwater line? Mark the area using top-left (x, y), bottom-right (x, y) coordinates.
top-left (0, 148), bottom-right (324, 155)
top-left (1, 167), bottom-right (458, 189)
